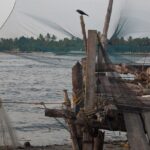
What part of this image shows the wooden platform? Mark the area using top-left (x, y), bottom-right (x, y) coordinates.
top-left (99, 75), bottom-right (150, 150)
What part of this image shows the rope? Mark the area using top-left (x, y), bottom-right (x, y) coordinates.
top-left (72, 90), bottom-right (84, 105)
top-left (1, 101), bottom-right (63, 105)
top-left (53, 118), bottom-right (69, 132)
top-left (2, 101), bottom-right (69, 131)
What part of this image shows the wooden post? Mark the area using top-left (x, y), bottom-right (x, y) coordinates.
top-left (83, 30), bottom-right (97, 150)
top-left (63, 90), bottom-right (80, 150)
top-left (101, 0), bottom-right (114, 49)
top-left (94, 131), bottom-right (104, 150)
top-left (85, 30), bottom-right (97, 108)
top-left (81, 57), bottom-right (86, 86)
top-left (72, 61), bottom-right (84, 114)
top-left (80, 15), bottom-right (88, 52)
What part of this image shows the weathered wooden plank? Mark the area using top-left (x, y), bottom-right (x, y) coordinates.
top-left (142, 112), bottom-right (150, 143)
top-left (85, 30), bottom-right (97, 108)
top-left (124, 113), bottom-right (150, 150)
top-left (76, 116), bottom-right (126, 131)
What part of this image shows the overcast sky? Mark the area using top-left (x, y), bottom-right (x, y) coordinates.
top-left (1, 0), bottom-right (150, 39)
top-left (0, 0), bottom-right (15, 30)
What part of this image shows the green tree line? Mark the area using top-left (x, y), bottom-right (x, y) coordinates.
top-left (0, 33), bottom-right (83, 53)
top-left (108, 36), bottom-right (150, 53)
top-left (0, 34), bottom-right (150, 53)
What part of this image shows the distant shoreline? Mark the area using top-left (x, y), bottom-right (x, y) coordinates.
top-left (112, 52), bottom-right (150, 56)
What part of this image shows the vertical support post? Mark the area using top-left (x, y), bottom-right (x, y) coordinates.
top-left (85, 30), bottom-right (97, 108)
top-left (94, 131), bottom-right (104, 150)
top-left (81, 57), bottom-right (87, 85)
top-left (80, 15), bottom-right (88, 52)
top-left (63, 90), bottom-right (80, 150)
top-left (101, 0), bottom-right (114, 49)
top-left (83, 30), bottom-right (97, 150)
top-left (72, 62), bottom-right (84, 114)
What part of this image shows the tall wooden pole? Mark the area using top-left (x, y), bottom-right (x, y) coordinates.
top-left (85, 30), bottom-right (97, 108)
top-left (101, 0), bottom-right (113, 49)
top-left (83, 30), bottom-right (97, 150)
top-left (80, 15), bottom-right (88, 52)
top-left (63, 90), bottom-right (80, 150)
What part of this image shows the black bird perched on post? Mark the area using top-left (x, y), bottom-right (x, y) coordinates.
top-left (76, 9), bottom-right (89, 16)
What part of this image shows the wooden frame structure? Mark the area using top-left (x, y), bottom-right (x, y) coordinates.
top-left (45, 0), bottom-right (150, 149)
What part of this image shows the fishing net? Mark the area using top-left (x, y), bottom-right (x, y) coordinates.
top-left (108, 0), bottom-right (150, 65)
top-left (110, 0), bottom-right (150, 39)
top-left (0, 99), bottom-right (18, 149)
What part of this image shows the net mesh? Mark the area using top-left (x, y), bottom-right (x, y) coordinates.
top-left (0, 100), bottom-right (18, 149)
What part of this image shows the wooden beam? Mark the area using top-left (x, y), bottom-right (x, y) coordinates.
top-left (99, 73), bottom-right (150, 150)
top-left (45, 109), bottom-right (65, 118)
top-left (63, 90), bottom-right (80, 150)
top-left (103, 0), bottom-right (114, 36)
top-left (101, 0), bottom-right (114, 49)
top-left (142, 112), bottom-right (150, 143)
top-left (124, 113), bottom-right (150, 150)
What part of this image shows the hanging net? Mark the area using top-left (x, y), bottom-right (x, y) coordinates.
top-left (108, 0), bottom-right (150, 65)
top-left (0, 99), bottom-right (18, 149)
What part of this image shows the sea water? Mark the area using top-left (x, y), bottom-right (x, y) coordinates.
top-left (0, 52), bottom-right (143, 146)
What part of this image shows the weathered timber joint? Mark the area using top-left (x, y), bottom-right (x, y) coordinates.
top-left (45, 109), bottom-right (76, 119)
